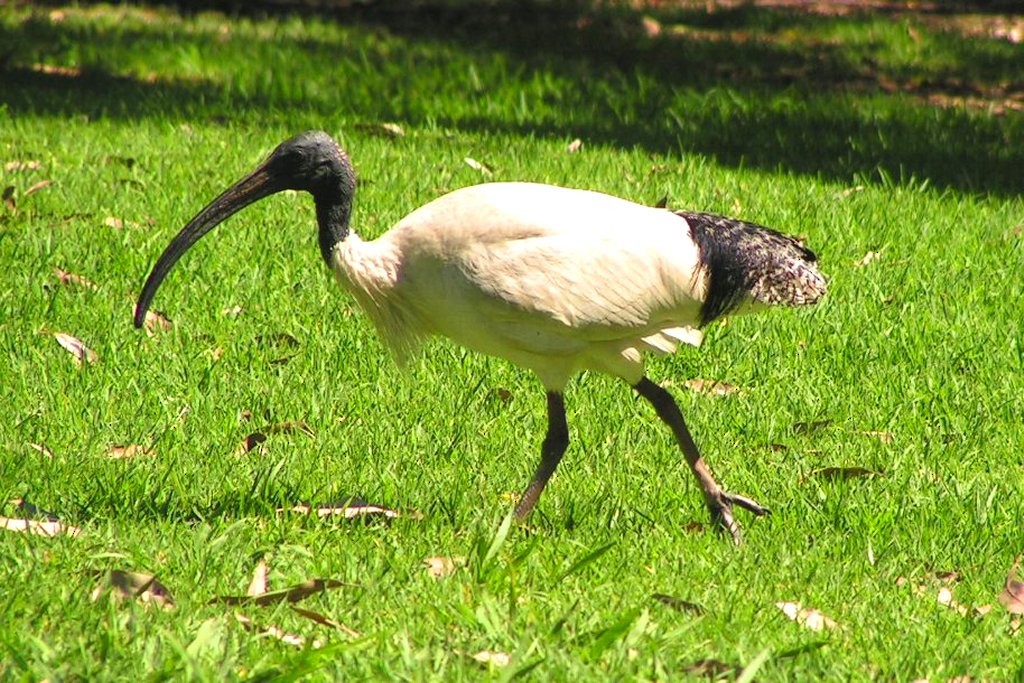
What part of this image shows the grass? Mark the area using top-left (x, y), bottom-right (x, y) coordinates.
top-left (1, 1), bottom-right (1023, 679)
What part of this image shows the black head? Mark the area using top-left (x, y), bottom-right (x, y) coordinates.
top-left (133, 131), bottom-right (356, 329)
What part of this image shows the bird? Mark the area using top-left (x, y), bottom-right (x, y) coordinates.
top-left (134, 131), bottom-right (826, 543)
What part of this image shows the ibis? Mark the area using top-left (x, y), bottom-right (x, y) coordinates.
top-left (134, 131), bottom-right (826, 542)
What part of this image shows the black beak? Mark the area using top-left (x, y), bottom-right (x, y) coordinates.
top-left (134, 163), bottom-right (285, 328)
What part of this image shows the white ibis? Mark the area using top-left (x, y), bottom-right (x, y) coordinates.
top-left (134, 131), bottom-right (826, 542)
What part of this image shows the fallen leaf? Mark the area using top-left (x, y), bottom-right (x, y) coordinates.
top-left (53, 267), bottom-right (99, 291)
top-left (793, 419), bottom-right (831, 435)
top-left (282, 499), bottom-right (406, 521)
top-left (463, 157), bottom-right (493, 176)
top-left (290, 606), bottom-right (361, 637)
top-left (683, 378), bottom-right (740, 396)
top-left (28, 442), bottom-right (54, 458)
top-left (210, 578), bottom-right (349, 606)
top-left (652, 593), bottom-right (705, 615)
top-left (54, 332), bottom-right (98, 365)
top-left (236, 433), bottom-right (268, 456)
top-left (234, 612), bottom-right (317, 649)
top-left (425, 556), bottom-right (458, 579)
top-left (776, 601), bottom-right (838, 631)
top-left (105, 444), bottom-right (154, 459)
top-left (999, 556), bottom-right (1024, 615)
top-left (31, 63), bottom-right (83, 77)
top-left (471, 650), bottom-right (511, 667)
top-left (857, 250), bottom-right (883, 267)
top-left (4, 160), bottom-right (41, 172)
top-left (143, 309), bottom-right (173, 335)
top-left (858, 430), bottom-right (894, 444)
top-left (91, 570), bottom-right (174, 609)
top-left (838, 185), bottom-right (865, 199)
top-left (24, 180), bottom-right (52, 196)
top-left (263, 421), bottom-right (316, 438)
top-left (566, 138), bottom-right (583, 153)
top-left (806, 466), bottom-right (883, 481)
top-left (247, 558), bottom-right (269, 596)
top-left (103, 216), bottom-right (124, 230)
top-left (356, 122), bottom-right (405, 138)
top-left (1, 517), bottom-right (81, 537)
top-left (222, 304), bottom-right (244, 317)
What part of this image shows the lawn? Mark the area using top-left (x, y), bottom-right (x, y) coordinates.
top-left (1, 2), bottom-right (1023, 679)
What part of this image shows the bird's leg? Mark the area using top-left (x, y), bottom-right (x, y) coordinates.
top-left (632, 377), bottom-right (768, 543)
top-left (514, 392), bottom-right (569, 520)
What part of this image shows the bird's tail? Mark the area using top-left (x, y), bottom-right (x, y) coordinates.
top-left (677, 211), bottom-right (827, 326)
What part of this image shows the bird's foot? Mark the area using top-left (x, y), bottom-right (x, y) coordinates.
top-left (706, 490), bottom-right (770, 545)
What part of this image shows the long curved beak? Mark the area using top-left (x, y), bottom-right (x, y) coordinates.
top-left (133, 163), bottom-right (284, 328)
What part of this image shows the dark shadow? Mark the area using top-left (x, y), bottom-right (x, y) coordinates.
top-left (4, 1), bottom-right (1022, 195)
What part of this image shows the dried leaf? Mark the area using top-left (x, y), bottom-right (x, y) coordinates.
top-left (807, 466), bottom-right (883, 481)
top-left (263, 421), bottom-right (316, 438)
top-left (28, 442), bottom-right (54, 458)
top-left (425, 556), bottom-right (458, 579)
top-left (793, 419), bottom-right (831, 435)
top-left (290, 606), bottom-right (361, 637)
top-left (247, 558), bottom-right (269, 596)
top-left (999, 556), bottom-right (1024, 615)
top-left (91, 570), bottom-right (174, 609)
top-left (234, 612), bottom-right (318, 649)
top-left (857, 250), bottom-right (883, 267)
top-left (858, 430), bottom-right (894, 444)
top-left (684, 378), bottom-right (740, 396)
top-left (32, 63), bottom-right (83, 77)
top-left (222, 304), bottom-right (244, 317)
top-left (53, 267), bottom-right (99, 291)
top-left (776, 601), bottom-right (838, 631)
top-left (1, 517), bottom-right (81, 537)
top-left (143, 309), bottom-right (173, 335)
top-left (566, 138), bottom-right (583, 153)
top-left (54, 332), bottom-right (98, 365)
top-left (235, 432), bottom-right (267, 456)
top-left (24, 180), bottom-right (52, 197)
top-left (471, 650), bottom-right (511, 667)
top-left (356, 122), bottom-right (405, 138)
top-left (282, 499), bottom-right (406, 521)
top-left (211, 578), bottom-right (348, 607)
top-left (105, 444), bottom-right (154, 459)
top-left (463, 157), bottom-right (493, 176)
top-left (104, 216), bottom-right (124, 230)
top-left (652, 593), bottom-right (705, 615)
top-left (4, 160), bottom-right (41, 172)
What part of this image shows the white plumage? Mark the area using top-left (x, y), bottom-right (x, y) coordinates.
top-left (135, 132), bottom-right (827, 542)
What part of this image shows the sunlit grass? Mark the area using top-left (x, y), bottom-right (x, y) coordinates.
top-left (1, 3), bottom-right (1023, 680)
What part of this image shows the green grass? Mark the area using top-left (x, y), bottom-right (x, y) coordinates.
top-left (2, 2), bottom-right (1023, 680)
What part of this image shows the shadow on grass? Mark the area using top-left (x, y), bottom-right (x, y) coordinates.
top-left (3, 2), bottom-right (1022, 195)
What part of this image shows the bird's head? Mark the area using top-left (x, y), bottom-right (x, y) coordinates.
top-left (133, 131), bottom-right (356, 329)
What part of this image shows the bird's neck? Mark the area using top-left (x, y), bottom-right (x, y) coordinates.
top-left (315, 191), bottom-right (353, 265)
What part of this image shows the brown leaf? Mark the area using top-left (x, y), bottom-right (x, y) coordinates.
top-left (1, 517), bottom-right (81, 537)
top-left (235, 432), bottom-right (267, 456)
top-left (793, 420), bottom-right (831, 435)
top-left (32, 63), bottom-right (83, 77)
top-left (103, 216), bottom-right (124, 230)
top-left (263, 421), bottom-right (316, 438)
top-left (234, 612), bottom-right (318, 649)
top-left (999, 556), bottom-right (1024, 615)
top-left (857, 250), bottom-right (883, 267)
top-left (282, 499), bottom-right (406, 521)
top-left (4, 160), bottom-right (41, 172)
top-left (211, 579), bottom-right (349, 607)
top-left (290, 606), bottom-right (361, 637)
top-left (425, 556), bottom-right (458, 579)
top-left (91, 570), bottom-right (174, 609)
top-left (652, 593), bottom-right (705, 615)
top-left (492, 387), bottom-right (514, 404)
top-left (54, 332), bottom-right (98, 365)
top-left (858, 430), bottom-right (894, 444)
top-left (106, 444), bottom-right (154, 459)
top-left (53, 267), bottom-right (99, 291)
top-left (776, 601), bottom-right (838, 631)
top-left (143, 309), bottom-right (173, 335)
top-left (24, 180), bottom-right (52, 197)
top-left (566, 138), bottom-right (583, 153)
top-left (684, 378), bottom-right (740, 396)
top-left (463, 157), bottom-right (493, 176)
top-left (807, 466), bottom-right (883, 481)
top-left (247, 558), bottom-right (269, 596)
top-left (222, 304), bottom-right (244, 317)
top-left (471, 650), bottom-right (511, 667)
top-left (28, 442), bottom-right (54, 458)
